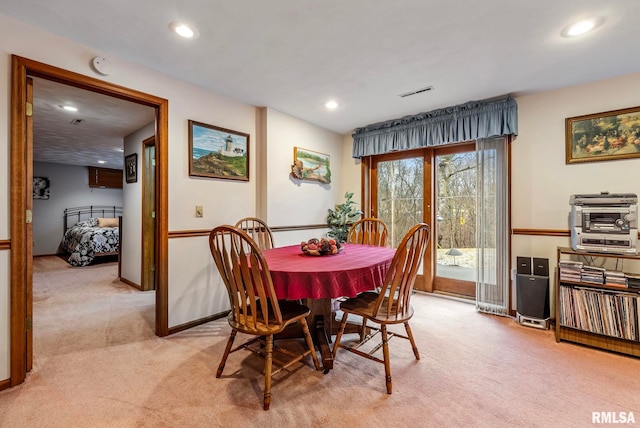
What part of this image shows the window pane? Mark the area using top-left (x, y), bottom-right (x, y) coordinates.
top-left (435, 152), bottom-right (477, 281)
top-left (376, 157), bottom-right (423, 247)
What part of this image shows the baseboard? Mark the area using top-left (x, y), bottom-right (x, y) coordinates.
top-left (119, 276), bottom-right (141, 290)
top-left (167, 311), bottom-right (230, 335)
top-left (429, 290), bottom-right (475, 304)
top-left (0, 377), bottom-right (11, 391)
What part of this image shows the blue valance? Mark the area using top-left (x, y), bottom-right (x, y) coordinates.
top-left (351, 95), bottom-right (518, 158)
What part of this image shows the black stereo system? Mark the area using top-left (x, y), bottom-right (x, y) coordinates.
top-left (515, 256), bottom-right (550, 329)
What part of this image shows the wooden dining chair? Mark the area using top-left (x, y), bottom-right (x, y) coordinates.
top-left (209, 225), bottom-right (320, 410)
top-left (332, 223), bottom-right (430, 394)
top-left (345, 217), bottom-right (390, 339)
top-left (347, 217), bottom-right (389, 247)
top-left (235, 217), bottom-right (275, 250)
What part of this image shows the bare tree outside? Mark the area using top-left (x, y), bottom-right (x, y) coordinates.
top-left (436, 153), bottom-right (476, 251)
top-left (376, 157), bottom-right (424, 247)
top-left (434, 152), bottom-right (477, 285)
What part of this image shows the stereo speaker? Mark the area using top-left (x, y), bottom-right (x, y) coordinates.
top-left (516, 256), bottom-right (532, 275)
top-left (516, 274), bottom-right (550, 321)
top-left (532, 257), bottom-right (549, 277)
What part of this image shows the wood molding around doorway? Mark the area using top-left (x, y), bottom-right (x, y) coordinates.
top-left (9, 55), bottom-right (169, 387)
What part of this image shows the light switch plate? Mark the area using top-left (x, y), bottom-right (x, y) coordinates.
top-left (195, 205), bottom-right (203, 218)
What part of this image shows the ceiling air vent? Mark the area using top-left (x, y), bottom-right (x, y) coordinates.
top-left (399, 86), bottom-right (434, 98)
top-left (70, 119), bottom-right (83, 125)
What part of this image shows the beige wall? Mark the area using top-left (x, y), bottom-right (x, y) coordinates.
top-left (264, 108), bottom-right (344, 238)
top-left (512, 72), bottom-right (640, 312)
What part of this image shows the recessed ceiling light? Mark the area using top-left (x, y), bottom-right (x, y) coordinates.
top-left (169, 21), bottom-right (199, 39)
top-left (561, 18), bottom-right (603, 37)
top-left (62, 105), bottom-right (78, 112)
top-left (325, 100), bottom-right (338, 110)
top-left (98, 160), bottom-right (106, 164)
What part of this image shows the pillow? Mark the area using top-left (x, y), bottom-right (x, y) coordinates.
top-left (97, 217), bottom-right (119, 228)
top-left (74, 219), bottom-right (97, 228)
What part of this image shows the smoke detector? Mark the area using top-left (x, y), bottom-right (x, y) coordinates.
top-left (91, 57), bottom-right (112, 76)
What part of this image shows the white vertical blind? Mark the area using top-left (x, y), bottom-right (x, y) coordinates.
top-left (475, 137), bottom-right (509, 315)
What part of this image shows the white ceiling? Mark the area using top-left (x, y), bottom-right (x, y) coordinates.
top-left (3, 1), bottom-right (640, 168)
top-left (32, 78), bottom-right (154, 169)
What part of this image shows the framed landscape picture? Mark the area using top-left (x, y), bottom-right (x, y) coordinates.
top-left (189, 120), bottom-right (249, 181)
top-left (566, 106), bottom-right (640, 164)
top-left (291, 147), bottom-right (331, 183)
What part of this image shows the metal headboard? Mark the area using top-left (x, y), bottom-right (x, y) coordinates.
top-left (63, 205), bottom-right (123, 233)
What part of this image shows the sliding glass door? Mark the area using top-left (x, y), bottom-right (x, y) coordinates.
top-left (371, 150), bottom-right (431, 291)
top-left (433, 145), bottom-right (477, 297)
top-left (375, 155), bottom-right (425, 247)
top-left (370, 143), bottom-right (478, 297)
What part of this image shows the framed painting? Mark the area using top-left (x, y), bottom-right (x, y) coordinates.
top-left (125, 153), bottom-right (137, 183)
top-left (33, 176), bottom-right (50, 199)
top-left (188, 120), bottom-right (249, 181)
top-left (291, 147), bottom-right (331, 183)
top-left (566, 106), bottom-right (640, 164)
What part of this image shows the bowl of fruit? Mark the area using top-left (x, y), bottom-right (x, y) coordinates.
top-left (300, 238), bottom-right (343, 256)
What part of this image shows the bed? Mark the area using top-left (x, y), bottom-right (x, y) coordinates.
top-left (61, 205), bottom-right (122, 266)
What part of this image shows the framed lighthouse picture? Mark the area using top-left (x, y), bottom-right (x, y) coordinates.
top-left (188, 120), bottom-right (250, 181)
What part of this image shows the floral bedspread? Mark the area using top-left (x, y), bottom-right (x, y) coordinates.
top-left (62, 218), bottom-right (119, 266)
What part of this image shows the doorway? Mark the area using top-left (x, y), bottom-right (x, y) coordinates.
top-left (10, 55), bottom-right (169, 386)
top-left (142, 136), bottom-right (156, 291)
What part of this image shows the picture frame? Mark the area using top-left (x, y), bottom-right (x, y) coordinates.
top-left (291, 147), bottom-right (331, 183)
top-left (33, 176), bottom-right (50, 199)
top-left (125, 153), bottom-right (137, 183)
top-left (188, 120), bottom-right (249, 181)
top-left (566, 106), bottom-right (640, 164)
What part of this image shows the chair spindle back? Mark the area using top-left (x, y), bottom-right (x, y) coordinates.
top-left (209, 225), bottom-right (282, 330)
top-left (347, 217), bottom-right (389, 247)
top-left (235, 217), bottom-right (275, 250)
top-left (374, 223), bottom-right (430, 319)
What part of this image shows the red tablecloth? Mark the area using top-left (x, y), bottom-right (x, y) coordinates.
top-left (262, 244), bottom-right (395, 300)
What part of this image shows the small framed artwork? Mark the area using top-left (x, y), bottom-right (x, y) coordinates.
top-left (291, 147), bottom-right (331, 183)
top-left (566, 105), bottom-right (640, 164)
top-left (188, 120), bottom-right (249, 181)
top-left (33, 176), bottom-right (50, 199)
top-left (125, 153), bottom-right (138, 183)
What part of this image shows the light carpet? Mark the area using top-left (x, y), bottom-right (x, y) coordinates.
top-left (1, 256), bottom-right (639, 427)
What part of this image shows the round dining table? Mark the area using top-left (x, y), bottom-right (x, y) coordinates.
top-left (262, 243), bottom-right (396, 372)
top-left (263, 243), bottom-right (395, 300)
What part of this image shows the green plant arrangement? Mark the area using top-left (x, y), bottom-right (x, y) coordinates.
top-left (326, 191), bottom-right (363, 243)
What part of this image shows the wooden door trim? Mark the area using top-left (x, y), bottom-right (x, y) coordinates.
top-left (10, 55), bottom-right (169, 387)
top-left (10, 55), bottom-right (28, 385)
top-left (25, 77), bottom-right (33, 372)
top-left (142, 136), bottom-right (156, 291)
